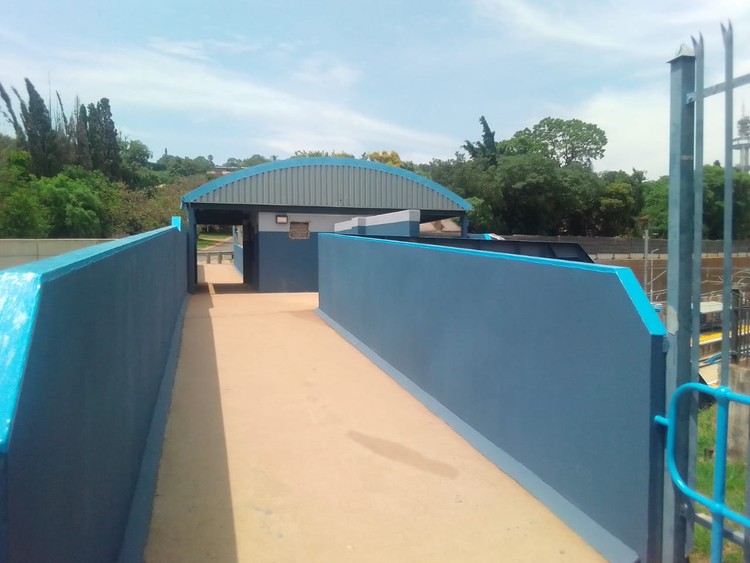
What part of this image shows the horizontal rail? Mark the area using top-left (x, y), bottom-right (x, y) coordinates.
top-left (197, 251), bottom-right (234, 264)
top-left (655, 382), bottom-right (750, 561)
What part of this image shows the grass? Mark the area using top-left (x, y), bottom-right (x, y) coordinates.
top-left (691, 404), bottom-right (748, 562)
top-left (197, 233), bottom-right (231, 250)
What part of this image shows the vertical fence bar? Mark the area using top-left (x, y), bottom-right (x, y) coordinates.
top-left (664, 45), bottom-right (696, 563)
top-left (689, 34), bottom-right (705, 555)
top-left (721, 22), bottom-right (734, 387)
top-left (711, 393), bottom-right (730, 561)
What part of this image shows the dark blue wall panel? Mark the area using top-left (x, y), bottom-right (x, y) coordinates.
top-left (360, 220), bottom-right (418, 237)
top-left (257, 232), bottom-right (318, 292)
top-left (318, 234), bottom-right (666, 562)
top-left (234, 240), bottom-right (244, 277)
top-left (0, 226), bottom-right (187, 562)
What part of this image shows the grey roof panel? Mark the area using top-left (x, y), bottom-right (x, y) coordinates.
top-left (182, 157), bottom-right (471, 212)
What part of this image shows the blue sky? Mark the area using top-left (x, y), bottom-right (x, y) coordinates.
top-left (2, 0), bottom-right (750, 178)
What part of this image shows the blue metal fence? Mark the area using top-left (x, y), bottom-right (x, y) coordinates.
top-left (656, 383), bottom-right (750, 562)
top-left (663, 20), bottom-right (750, 562)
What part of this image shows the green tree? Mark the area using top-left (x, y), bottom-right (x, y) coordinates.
top-left (36, 174), bottom-right (102, 237)
top-left (462, 116), bottom-right (498, 166)
top-left (87, 98), bottom-right (121, 179)
top-left (558, 164), bottom-right (604, 235)
top-left (703, 165), bottom-right (750, 239)
top-left (641, 176), bottom-right (668, 238)
top-left (527, 117), bottom-right (607, 168)
top-left (0, 83), bottom-right (25, 148)
top-left (73, 104), bottom-right (93, 169)
top-left (0, 150), bottom-right (49, 237)
top-left (15, 79), bottom-right (63, 176)
top-left (292, 150), bottom-right (354, 158)
top-left (598, 182), bottom-right (637, 236)
top-left (241, 154), bottom-right (270, 167)
top-left (497, 153), bottom-right (568, 235)
top-left (367, 150), bottom-right (402, 167)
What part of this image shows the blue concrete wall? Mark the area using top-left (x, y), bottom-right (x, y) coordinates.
top-left (360, 220), bottom-right (418, 236)
top-left (257, 232), bottom-right (318, 292)
top-left (233, 239), bottom-right (243, 277)
top-left (318, 234), bottom-right (666, 563)
top-left (0, 226), bottom-right (187, 562)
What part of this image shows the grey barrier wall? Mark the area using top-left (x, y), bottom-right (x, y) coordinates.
top-left (0, 238), bottom-right (115, 270)
top-left (0, 225), bottom-right (187, 562)
top-left (317, 234), bottom-right (667, 563)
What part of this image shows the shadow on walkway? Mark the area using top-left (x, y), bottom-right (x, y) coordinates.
top-left (145, 280), bottom-right (238, 562)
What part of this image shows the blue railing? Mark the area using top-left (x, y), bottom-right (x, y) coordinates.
top-left (655, 382), bottom-right (750, 562)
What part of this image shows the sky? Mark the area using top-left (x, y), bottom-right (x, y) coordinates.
top-left (2, 0), bottom-right (750, 179)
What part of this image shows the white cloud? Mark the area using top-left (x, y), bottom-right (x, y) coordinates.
top-left (148, 38), bottom-right (211, 61)
top-left (472, 0), bottom-right (750, 57)
top-left (0, 40), bottom-right (455, 162)
top-left (293, 53), bottom-right (361, 93)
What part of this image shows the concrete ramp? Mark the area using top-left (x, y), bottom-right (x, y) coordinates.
top-left (145, 264), bottom-right (602, 562)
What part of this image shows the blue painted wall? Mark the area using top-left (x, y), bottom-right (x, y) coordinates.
top-left (257, 232), bottom-right (319, 292)
top-left (233, 239), bottom-right (244, 277)
top-left (318, 234), bottom-right (666, 562)
top-left (360, 220), bottom-right (418, 237)
top-left (336, 220), bottom-right (418, 237)
top-left (0, 226), bottom-right (187, 562)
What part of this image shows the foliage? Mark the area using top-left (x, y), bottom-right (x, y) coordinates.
top-left (527, 117), bottom-right (607, 168)
top-left (462, 116), bottom-right (497, 166)
top-left (641, 176), bottom-right (669, 238)
top-left (692, 404), bottom-right (745, 562)
top-left (292, 150), bottom-right (354, 158)
top-left (703, 166), bottom-right (750, 240)
top-left (367, 150), bottom-right (402, 167)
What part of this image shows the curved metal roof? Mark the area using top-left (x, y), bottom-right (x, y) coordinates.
top-left (182, 157), bottom-right (471, 212)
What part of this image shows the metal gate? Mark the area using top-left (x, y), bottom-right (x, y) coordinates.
top-left (657, 21), bottom-right (750, 563)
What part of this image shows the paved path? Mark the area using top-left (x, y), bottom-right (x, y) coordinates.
top-left (145, 264), bottom-right (603, 562)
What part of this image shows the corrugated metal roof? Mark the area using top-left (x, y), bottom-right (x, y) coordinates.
top-left (182, 158), bottom-right (472, 212)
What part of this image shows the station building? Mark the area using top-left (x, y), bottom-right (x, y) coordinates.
top-left (181, 157), bottom-right (472, 292)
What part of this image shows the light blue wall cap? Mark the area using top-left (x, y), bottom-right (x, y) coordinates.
top-left (181, 157), bottom-right (473, 211)
top-left (0, 272), bottom-right (41, 453)
top-left (320, 233), bottom-right (666, 337)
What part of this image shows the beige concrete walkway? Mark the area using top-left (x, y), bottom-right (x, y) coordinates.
top-left (145, 264), bottom-right (603, 562)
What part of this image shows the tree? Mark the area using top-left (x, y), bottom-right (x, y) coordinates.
top-left (367, 150), bottom-right (402, 167)
top-left (598, 182), bottom-right (637, 236)
top-left (641, 176), bottom-right (668, 238)
top-left (497, 153), bottom-right (569, 235)
top-left (0, 150), bottom-right (49, 237)
top-left (14, 79), bottom-right (63, 176)
top-left (527, 117), bottom-right (607, 168)
top-left (462, 116), bottom-right (498, 166)
top-left (87, 98), bottom-right (121, 179)
top-left (241, 154), bottom-right (270, 167)
top-left (0, 83), bottom-right (25, 148)
top-left (293, 150), bottom-right (354, 158)
top-left (558, 164), bottom-right (604, 235)
top-left (36, 174), bottom-right (103, 237)
top-left (703, 165), bottom-right (750, 239)
top-left (73, 104), bottom-right (93, 169)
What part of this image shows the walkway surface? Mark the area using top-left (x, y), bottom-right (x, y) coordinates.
top-left (145, 264), bottom-right (603, 562)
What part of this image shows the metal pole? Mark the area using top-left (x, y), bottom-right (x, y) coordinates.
top-left (664, 44), bottom-right (696, 563)
top-left (688, 34), bottom-right (706, 556)
top-left (644, 227), bottom-right (650, 292)
top-left (721, 22), bottom-right (734, 387)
